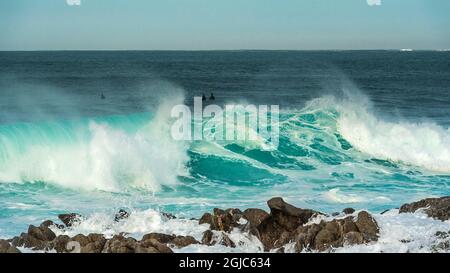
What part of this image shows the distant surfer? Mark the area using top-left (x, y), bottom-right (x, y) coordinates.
top-left (101, 93), bottom-right (105, 100)
top-left (202, 94), bottom-right (206, 101)
top-left (209, 93), bottom-right (215, 101)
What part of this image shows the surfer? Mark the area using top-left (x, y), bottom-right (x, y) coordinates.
top-left (202, 94), bottom-right (206, 101)
top-left (101, 93), bottom-right (105, 99)
top-left (209, 93), bottom-right (215, 101)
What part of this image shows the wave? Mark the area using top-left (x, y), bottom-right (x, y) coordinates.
top-left (1, 88), bottom-right (450, 193)
top-left (0, 92), bottom-right (189, 192)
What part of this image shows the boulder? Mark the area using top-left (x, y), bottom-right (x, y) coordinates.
top-left (171, 235), bottom-right (199, 248)
top-left (114, 209), bottom-right (130, 222)
top-left (136, 238), bottom-right (173, 253)
top-left (141, 233), bottom-right (176, 244)
top-left (10, 222), bottom-right (57, 250)
top-left (399, 196), bottom-right (450, 221)
top-left (103, 235), bottom-right (137, 253)
top-left (342, 208), bottom-right (355, 215)
top-left (0, 239), bottom-right (21, 253)
top-left (201, 230), bottom-right (214, 245)
top-left (198, 208), bottom-right (243, 232)
top-left (219, 233), bottom-right (236, 248)
top-left (58, 213), bottom-right (83, 227)
top-left (355, 211), bottom-right (379, 241)
top-left (257, 198), bottom-right (322, 250)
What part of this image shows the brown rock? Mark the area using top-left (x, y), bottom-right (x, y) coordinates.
top-left (243, 208), bottom-right (269, 227)
top-left (201, 230), bottom-right (214, 245)
top-left (343, 232), bottom-right (364, 245)
top-left (103, 235), bottom-right (137, 253)
top-left (171, 235), bottom-right (199, 248)
top-left (399, 196), bottom-right (450, 221)
top-left (0, 239), bottom-right (21, 253)
top-left (58, 213), bottom-right (83, 227)
top-left (141, 233), bottom-right (176, 244)
top-left (219, 233), bottom-right (236, 248)
top-left (342, 208), bottom-right (355, 215)
top-left (267, 197), bottom-right (321, 231)
top-left (355, 211), bottom-right (379, 241)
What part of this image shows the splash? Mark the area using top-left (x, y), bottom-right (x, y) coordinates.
top-left (0, 91), bottom-right (188, 192)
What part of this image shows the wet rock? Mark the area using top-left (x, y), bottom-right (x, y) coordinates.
top-left (293, 212), bottom-right (379, 252)
top-left (0, 239), bottom-right (21, 253)
top-left (219, 233), bottom-right (236, 248)
top-left (355, 211), bottom-right (379, 241)
top-left (171, 235), bottom-right (199, 248)
top-left (199, 213), bottom-right (213, 225)
top-left (267, 197), bottom-right (322, 231)
top-left (343, 232), bottom-right (364, 245)
top-left (142, 233), bottom-right (176, 244)
top-left (103, 235), bottom-right (137, 253)
top-left (114, 209), bottom-right (130, 222)
top-left (161, 212), bottom-right (176, 220)
top-left (11, 223), bottom-right (56, 250)
top-left (201, 230), bottom-right (214, 245)
top-left (53, 235), bottom-right (71, 253)
top-left (243, 208), bottom-right (269, 227)
top-left (58, 213), bottom-right (83, 227)
top-left (199, 208), bottom-right (243, 232)
top-left (257, 198), bottom-right (322, 250)
top-left (342, 208), bottom-right (355, 215)
top-left (136, 239), bottom-right (173, 253)
top-left (399, 196), bottom-right (450, 221)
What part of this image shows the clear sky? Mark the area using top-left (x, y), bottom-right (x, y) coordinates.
top-left (0, 0), bottom-right (449, 50)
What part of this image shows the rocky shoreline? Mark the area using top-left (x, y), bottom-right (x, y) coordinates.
top-left (0, 196), bottom-right (449, 253)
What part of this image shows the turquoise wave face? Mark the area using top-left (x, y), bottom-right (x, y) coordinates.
top-left (1, 98), bottom-right (450, 238)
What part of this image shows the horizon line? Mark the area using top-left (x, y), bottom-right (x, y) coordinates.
top-left (1, 48), bottom-right (449, 52)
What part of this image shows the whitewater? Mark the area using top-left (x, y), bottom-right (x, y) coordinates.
top-left (0, 50), bottom-right (449, 252)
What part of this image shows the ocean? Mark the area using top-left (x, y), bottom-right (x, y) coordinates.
top-left (0, 50), bottom-right (449, 252)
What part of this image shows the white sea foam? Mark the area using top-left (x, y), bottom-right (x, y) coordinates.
top-left (336, 95), bottom-right (450, 173)
top-left (49, 208), bottom-right (449, 253)
top-left (0, 91), bottom-right (189, 192)
top-left (302, 92), bottom-right (450, 173)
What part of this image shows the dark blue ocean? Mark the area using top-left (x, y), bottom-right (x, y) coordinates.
top-left (0, 51), bottom-right (449, 251)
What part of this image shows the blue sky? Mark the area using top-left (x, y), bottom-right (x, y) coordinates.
top-left (0, 0), bottom-right (449, 50)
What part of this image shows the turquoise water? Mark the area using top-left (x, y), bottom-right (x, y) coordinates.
top-left (1, 94), bottom-right (449, 238)
top-left (1, 51), bottom-right (450, 240)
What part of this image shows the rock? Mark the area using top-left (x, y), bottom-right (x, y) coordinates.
top-left (243, 208), bottom-right (269, 227)
top-left (257, 198), bottom-right (322, 250)
top-left (201, 230), bottom-right (214, 245)
top-left (103, 235), bottom-right (137, 253)
top-left (53, 235), bottom-right (71, 253)
top-left (219, 233), bottom-right (236, 248)
top-left (136, 239), bottom-right (173, 253)
top-left (114, 209), bottom-right (130, 222)
top-left (355, 211), bottom-right (379, 241)
top-left (199, 208), bottom-right (243, 232)
top-left (293, 212), bottom-right (379, 252)
top-left (161, 212), bottom-right (176, 220)
top-left (399, 196), bottom-right (450, 221)
top-left (58, 213), bottom-right (83, 227)
top-left (141, 233), bottom-right (175, 244)
top-left (267, 197), bottom-right (321, 231)
top-left (11, 223), bottom-right (56, 250)
top-left (0, 239), bottom-right (21, 253)
top-left (342, 208), bottom-right (355, 215)
top-left (171, 235), bottom-right (199, 248)
top-left (341, 216), bottom-right (358, 234)
top-left (331, 212), bottom-right (340, 217)
top-left (199, 213), bottom-right (213, 225)
top-left (343, 232), bottom-right (364, 245)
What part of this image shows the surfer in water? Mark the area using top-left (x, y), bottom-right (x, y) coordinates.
top-left (209, 93), bottom-right (215, 101)
top-left (202, 94), bottom-right (206, 101)
top-left (101, 93), bottom-right (105, 99)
